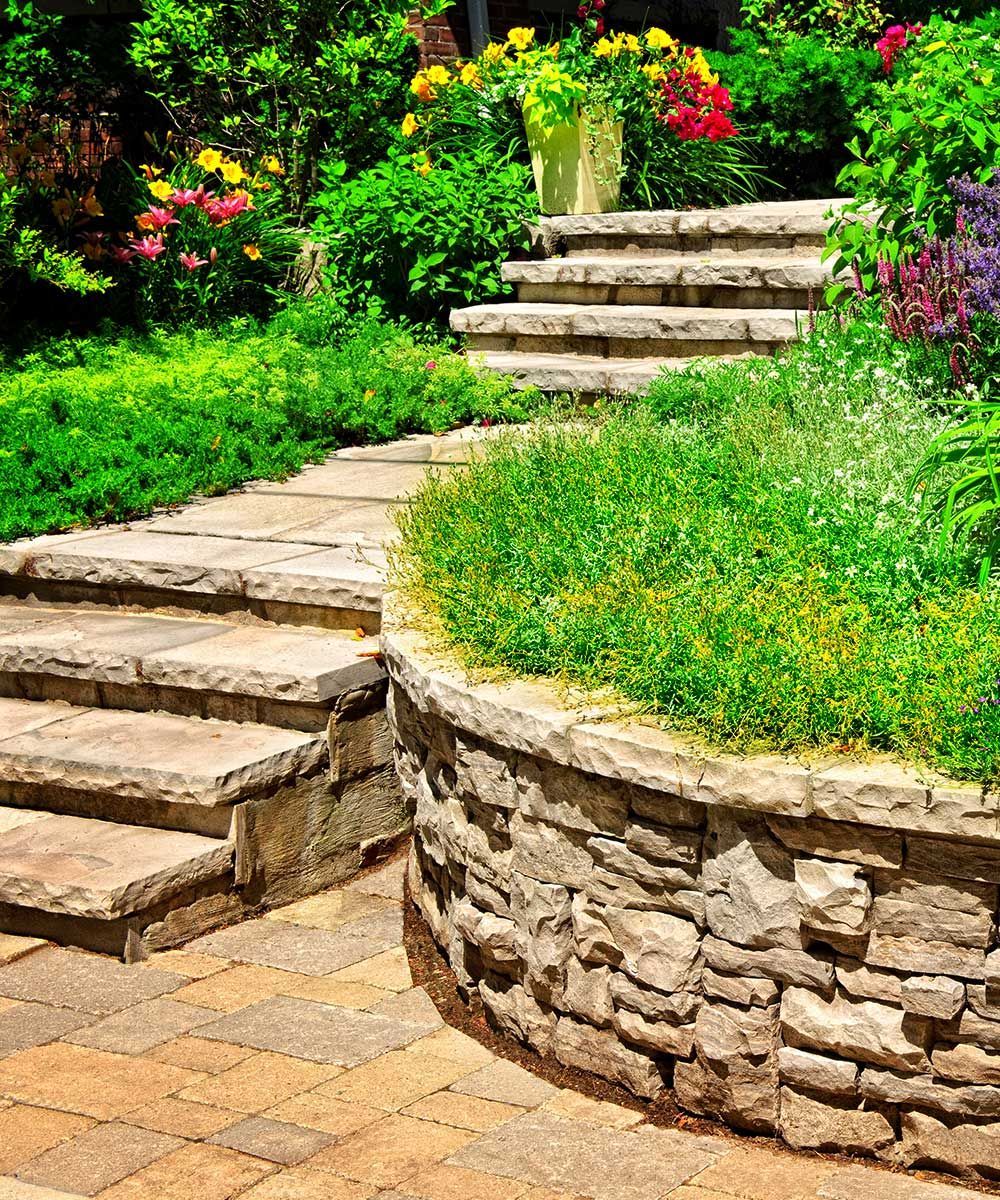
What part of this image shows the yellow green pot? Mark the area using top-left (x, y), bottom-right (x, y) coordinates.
top-left (525, 107), bottom-right (623, 216)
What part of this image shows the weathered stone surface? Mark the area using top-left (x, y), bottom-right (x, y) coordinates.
top-left (614, 1006), bottom-right (695, 1058)
top-left (865, 932), bottom-right (987, 981)
top-left (571, 894), bottom-right (702, 992)
top-left (451, 900), bottom-right (520, 973)
top-left (907, 838), bottom-right (1000, 883)
top-left (967, 984), bottom-right (1000, 1021)
top-left (933, 1043), bottom-right (1000, 1085)
top-left (702, 812), bottom-right (801, 950)
top-left (510, 874), bottom-right (573, 1000)
top-left (702, 967), bottom-right (779, 1008)
top-left (938, 1010), bottom-right (1000, 1051)
top-left (586, 837), bottom-right (698, 890)
top-left (610, 973), bottom-right (701, 1024)
top-left (552, 1016), bottom-right (665, 1099)
top-left (518, 756), bottom-right (628, 835)
top-left (873, 898), bottom-right (992, 948)
top-left (626, 787), bottom-right (705, 829)
top-left (697, 1000), bottom-right (778, 1064)
top-left (874, 868), bottom-right (996, 916)
top-left (780, 987), bottom-right (931, 1072)
top-left (624, 820), bottom-right (701, 865)
top-left (795, 859), bottom-right (872, 936)
top-left (778, 1046), bottom-right (858, 1096)
top-left (510, 812), bottom-right (593, 889)
top-left (561, 957), bottom-right (614, 1027)
top-left (479, 975), bottom-right (557, 1054)
top-left (836, 959), bottom-right (903, 1004)
top-left (584, 868), bottom-right (705, 924)
top-left (901, 975), bottom-right (965, 1020)
top-left (702, 935), bottom-right (834, 990)
top-left (454, 737), bottom-right (518, 810)
top-left (465, 872), bottom-right (512, 920)
top-left (860, 1068), bottom-right (1000, 1118)
top-left (779, 1087), bottom-right (895, 1156)
top-left (698, 754), bottom-right (811, 817)
top-left (897, 1109), bottom-right (1000, 1178)
top-left (766, 815), bottom-right (902, 868)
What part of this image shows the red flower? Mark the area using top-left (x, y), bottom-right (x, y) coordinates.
top-left (875, 22), bottom-right (921, 73)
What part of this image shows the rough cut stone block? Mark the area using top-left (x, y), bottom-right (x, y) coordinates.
top-left (702, 967), bottom-right (779, 1008)
top-left (932, 1043), bottom-right (1000, 1085)
top-left (561, 957), bottom-right (614, 1027)
top-left (552, 1015), bottom-right (665, 1099)
top-left (572, 893), bottom-right (702, 993)
top-left (865, 932), bottom-right (987, 981)
top-left (610, 973), bottom-right (701, 1024)
top-left (777, 1046), bottom-right (858, 1096)
top-left (451, 900), bottom-right (520, 973)
top-left (906, 837), bottom-right (1000, 883)
top-left (779, 1087), bottom-right (895, 1156)
top-left (586, 837), bottom-right (698, 890)
top-left (898, 1109), bottom-right (1000, 1178)
top-left (697, 754), bottom-right (811, 818)
top-left (967, 984), bottom-right (1000, 1021)
top-left (455, 737), bottom-right (518, 809)
top-left (465, 871), bottom-right (512, 920)
top-left (860, 1067), bottom-right (1000, 1118)
top-left (765, 815), bottom-right (902, 868)
top-left (937, 1009), bottom-right (1000, 1051)
top-left (614, 1006), bottom-right (695, 1058)
top-left (702, 935), bottom-right (833, 990)
top-left (479, 975), bottom-right (556, 1055)
top-left (900, 975), bottom-right (965, 1020)
top-left (626, 787), bottom-right (705, 830)
top-left (873, 897), bottom-right (991, 949)
top-left (795, 859), bottom-right (872, 936)
top-left (697, 1000), bottom-right (778, 1065)
top-left (780, 986), bottom-right (931, 1072)
top-left (624, 820), bottom-right (701, 865)
top-left (510, 812), bottom-right (593, 889)
top-left (874, 868), bottom-right (996, 916)
top-left (584, 868), bottom-right (706, 924)
top-left (836, 959), bottom-right (903, 1005)
top-left (518, 756), bottom-right (628, 835)
top-left (510, 873), bottom-right (572, 1001)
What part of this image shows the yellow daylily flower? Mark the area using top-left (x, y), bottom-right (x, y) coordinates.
top-left (460, 61), bottom-right (483, 88)
top-left (401, 112), bottom-right (419, 137)
top-left (243, 243), bottom-right (262, 261)
top-left (506, 26), bottom-right (535, 50)
top-left (623, 34), bottom-right (642, 52)
top-left (645, 26), bottom-right (678, 50)
top-left (261, 155), bottom-right (285, 175)
top-left (197, 147), bottom-right (224, 171)
top-left (220, 160), bottom-right (245, 184)
top-left (148, 179), bottom-right (174, 201)
top-left (425, 64), bottom-right (451, 86)
top-left (482, 41), bottom-right (508, 64)
top-left (593, 36), bottom-right (613, 56)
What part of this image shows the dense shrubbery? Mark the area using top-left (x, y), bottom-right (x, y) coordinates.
top-left (0, 303), bottom-right (542, 542)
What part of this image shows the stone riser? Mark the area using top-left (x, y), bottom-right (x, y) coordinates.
top-left (562, 234), bottom-right (826, 256)
top-left (0, 576), bottom-right (381, 634)
top-left (467, 334), bottom-right (783, 359)
top-left (517, 283), bottom-right (816, 309)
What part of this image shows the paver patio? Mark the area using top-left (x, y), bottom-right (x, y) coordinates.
top-left (0, 854), bottom-right (987, 1200)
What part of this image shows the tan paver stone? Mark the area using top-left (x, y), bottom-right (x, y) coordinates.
top-left (404, 1163), bottom-right (532, 1200)
top-left (93, 1142), bottom-right (274, 1200)
top-left (264, 891), bottom-right (393, 932)
top-left (0, 999), bottom-right (19, 1016)
top-left (306, 1113), bottom-right (476, 1187)
top-left (0, 1043), bottom-right (201, 1120)
top-left (327, 947), bottom-right (411, 992)
top-left (345, 858), bottom-right (406, 902)
top-left (404, 1027), bottom-right (494, 1069)
top-left (172, 964), bottom-right (302, 1013)
top-left (198, 995), bottom-right (430, 1067)
top-left (0, 1002), bottom-right (92, 1055)
top-left (367, 989), bottom-right (442, 1034)
top-left (145, 1035), bottom-right (257, 1074)
top-left (254, 460), bottom-right (433, 502)
top-left (144, 951), bottom-right (232, 980)
top-left (449, 1060), bottom-right (558, 1108)
top-left (282, 977), bottom-right (391, 1010)
top-left (64, 998), bottom-right (217, 1055)
top-left (209, 1117), bottom-right (336, 1165)
top-left (447, 1111), bottom-right (725, 1200)
top-left (0, 948), bottom-right (186, 1014)
top-left (0, 1106), bottom-right (95, 1175)
top-left (16, 1121), bottom-right (183, 1197)
top-left (666, 1189), bottom-right (750, 1200)
top-left (190, 914), bottom-right (400, 977)
top-left (263, 1095), bottom-right (384, 1138)
top-left (689, 1147), bottom-right (835, 1198)
top-left (124, 1096), bottom-right (244, 1139)
top-left (320, 1051), bottom-right (472, 1111)
top-left (177, 1050), bottom-right (342, 1114)
top-left (239, 1167), bottom-right (377, 1200)
top-left (144, 493), bottom-right (372, 542)
top-left (520, 1189), bottom-right (591, 1200)
top-left (0, 1180), bottom-right (87, 1199)
top-left (401, 1091), bottom-right (525, 1132)
top-left (0, 937), bottom-right (46, 967)
top-left (542, 1091), bottom-right (643, 1130)
top-left (818, 1166), bottom-right (983, 1200)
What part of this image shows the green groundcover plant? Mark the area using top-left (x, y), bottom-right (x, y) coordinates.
top-left (0, 302), bottom-right (542, 543)
top-left (393, 314), bottom-right (1000, 784)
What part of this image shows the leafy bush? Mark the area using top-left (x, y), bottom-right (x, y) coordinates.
top-left (0, 305), bottom-right (543, 542)
top-left (717, 28), bottom-right (880, 198)
top-left (311, 149), bottom-right (532, 325)
top-left (394, 315), bottom-right (1000, 783)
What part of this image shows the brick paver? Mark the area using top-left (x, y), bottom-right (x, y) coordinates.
top-left (0, 854), bottom-right (988, 1200)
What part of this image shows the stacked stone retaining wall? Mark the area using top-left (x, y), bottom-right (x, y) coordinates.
top-left (383, 613), bottom-right (1000, 1184)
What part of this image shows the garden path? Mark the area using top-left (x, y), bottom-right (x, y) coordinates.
top-left (0, 854), bottom-right (985, 1200)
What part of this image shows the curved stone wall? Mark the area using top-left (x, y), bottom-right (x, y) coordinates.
top-left (382, 608), bottom-right (1000, 1183)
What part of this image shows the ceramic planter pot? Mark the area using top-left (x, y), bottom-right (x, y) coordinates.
top-left (525, 106), bottom-right (623, 216)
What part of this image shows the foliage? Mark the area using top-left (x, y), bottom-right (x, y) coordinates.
top-left (311, 149), bottom-right (532, 325)
top-left (716, 28), bottom-right (880, 198)
top-left (127, 0), bottom-right (449, 208)
top-left (0, 304), bottom-right (543, 543)
top-left (393, 315), bottom-right (1000, 784)
top-left (737, 0), bottom-right (887, 47)
top-left (829, 13), bottom-right (1000, 290)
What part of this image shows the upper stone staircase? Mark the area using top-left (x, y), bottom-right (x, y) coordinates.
top-left (452, 198), bottom-right (847, 394)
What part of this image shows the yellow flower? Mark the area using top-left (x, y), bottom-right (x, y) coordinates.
top-left (148, 179), bottom-right (174, 201)
top-left (623, 34), bottom-right (641, 52)
top-left (506, 26), bottom-right (535, 50)
top-left (482, 41), bottom-right (508, 64)
top-left (139, 162), bottom-right (163, 180)
top-left (412, 152), bottom-right (432, 177)
top-left (196, 147), bottom-right (224, 171)
top-left (641, 62), bottom-right (666, 81)
top-left (425, 64), bottom-right (451, 86)
top-left (243, 243), bottom-right (262, 261)
top-left (261, 155), bottom-right (285, 175)
top-left (593, 36), bottom-right (613, 56)
top-left (401, 112), bottom-right (419, 137)
top-left (460, 61), bottom-right (483, 88)
top-left (410, 71), bottom-right (434, 101)
top-left (81, 191), bottom-right (103, 218)
top-left (645, 26), bottom-right (677, 51)
top-left (220, 160), bottom-right (245, 184)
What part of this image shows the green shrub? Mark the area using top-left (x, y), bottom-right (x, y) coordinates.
top-left (716, 29), bottom-right (880, 198)
top-left (0, 306), bottom-right (542, 542)
top-left (394, 315), bottom-right (1000, 783)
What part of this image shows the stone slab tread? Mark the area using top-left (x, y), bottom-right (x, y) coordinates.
top-left (473, 352), bottom-right (736, 394)
top-left (502, 253), bottom-right (835, 289)
top-left (538, 198), bottom-right (851, 240)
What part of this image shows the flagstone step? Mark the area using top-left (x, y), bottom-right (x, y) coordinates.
top-left (0, 605), bottom-right (384, 733)
top-left (453, 303), bottom-right (802, 358)
top-left (502, 253), bottom-right (834, 308)
top-left (473, 351), bottom-right (717, 395)
top-left (0, 698), bottom-right (326, 836)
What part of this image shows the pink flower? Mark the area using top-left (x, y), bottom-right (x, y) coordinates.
top-left (424, 360), bottom-right (437, 371)
top-left (108, 245), bottom-right (136, 264)
top-left (209, 246), bottom-right (219, 265)
top-left (144, 205), bottom-right (179, 231)
top-left (171, 188), bottom-right (201, 208)
top-left (179, 251), bottom-right (209, 271)
top-left (129, 234), bottom-right (167, 260)
top-left (203, 193), bottom-right (250, 224)
top-left (876, 22), bottom-right (921, 73)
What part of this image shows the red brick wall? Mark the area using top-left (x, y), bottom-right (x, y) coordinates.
top-left (408, 2), bottom-right (538, 66)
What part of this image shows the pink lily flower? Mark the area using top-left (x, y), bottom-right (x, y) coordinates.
top-left (144, 205), bottom-right (179, 231)
top-left (171, 188), bottom-right (201, 208)
top-left (203, 193), bottom-right (249, 224)
top-left (108, 245), bottom-right (136, 264)
top-left (179, 251), bottom-right (209, 271)
top-left (129, 234), bottom-right (168, 260)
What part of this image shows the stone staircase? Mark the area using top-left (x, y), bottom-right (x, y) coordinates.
top-left (453, 198), bottom-right (846, 394)
top-left (0, 433), bottom-right (479, 960)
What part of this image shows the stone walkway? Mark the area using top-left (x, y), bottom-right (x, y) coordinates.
top-left (0, 855), bottom-right (985, 1200)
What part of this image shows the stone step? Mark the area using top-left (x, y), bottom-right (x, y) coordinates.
top-left (0, 697), bottom-right (326, 836)
top-left (539, 199), bottom-right (848, 254)
top-left (472, 351), bottom-right (727, 395)
top-left (453, 303), bottom-right (802, 358)
top-left (502, 254), bottom-right (834, 308)
top-left (0, 528), bottom-right (387, 632)
top-left (0, 604), bottom-right (384, 733)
